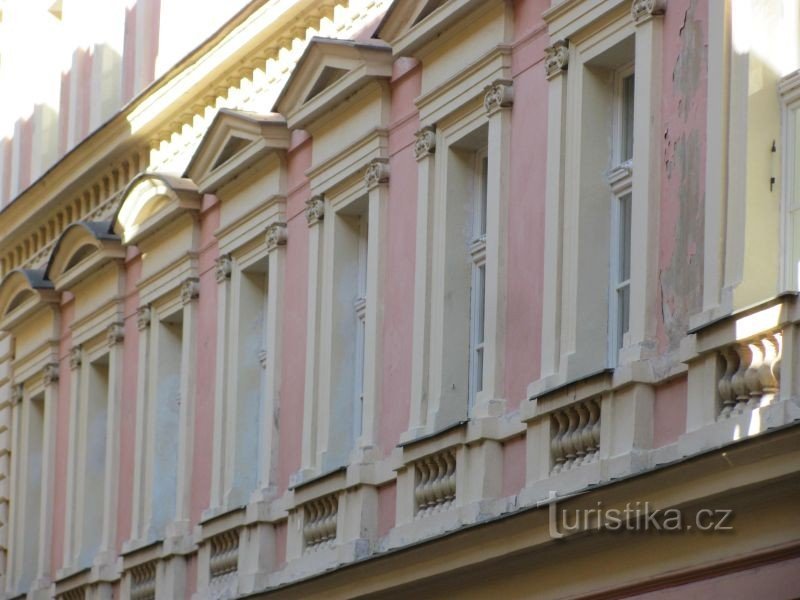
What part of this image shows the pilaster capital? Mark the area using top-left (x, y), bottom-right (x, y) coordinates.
top-left (544, 40), bottom-right (569, 80)
top-left (215, 255), bottom-right (232, 283)
top-left (10, 384), bottom-right (23, 405)
top-left (484, 79), bottom-right (514, 115)
top-left (365, 158), bottom-right (390, 189)
top-left (107, 322), bottom-right (125, 347)
top-left (42, 363), bottom-right (60, 386)
top-left (69, 346), bottom-right (82, 370)
top-left (414, 126), bottom-right (436, 161)
top-left (181, 277), bottom-right (200, 305)
top-left (137, 306), bottom-right (151, 331)
top-left (306, 195), bottom-right (325, 226)
top-left (265, 222), bottom-right (288, 252)
top-left (631, 0), bottom-right (665, 24)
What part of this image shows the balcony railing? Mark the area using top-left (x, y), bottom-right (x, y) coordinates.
top-left (414, 448), bottom-right (457, 517)
top-left (303, 493), bottom-right (338, 551)
top-left (550, 396), bottom-right (601, 474)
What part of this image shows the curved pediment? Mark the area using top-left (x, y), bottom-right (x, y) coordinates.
top-left (0, 269), bottom-right (58, 329)
top-left (184, 109), bottom-right (289, 194)
top-left (45, 221), bottom-right (125, 289)
top-left (113, 173), bottom-right (201, 244)
top-left (273, 37), bottom-right (393, 130)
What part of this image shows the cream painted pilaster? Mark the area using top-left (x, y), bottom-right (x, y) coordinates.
top-left (34, 363), bottom-right (59, 588)
top-left (61, 346), bottom-right (83, 570)
top-left (359, 160), bottom-right (389, 453)
top-left (299, 196), bottom-right (325, 479)
top-left (407, 127), bottom-right (436, 437)
top-left (5, 385), bottom-right (21, 593)
top-left (539, 41), bottom-right (569, 381)
top-left (129, 306), bottom-right (151, 546)
top-left (99, 323), bottom-right (124, 565)
top-left (172, 278), bottom-right (199, 537)
top-left (209, 255), bottom-right (232, 513)
top-left (700, 0), bottom-right (731, 317)
top-left (476, 80), bottom-right (513, 416)
top-left (623, 4), bottom-right (664, 363)
top-left (258, 224), bottom-right (287, 495)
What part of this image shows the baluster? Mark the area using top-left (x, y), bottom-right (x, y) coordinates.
top-left (745, 338), bottom-right (765, 408)
top-left (444, 450), bottom-right (456, 503)
top-left (587, 398), bottom-right (601, 461)
top-left (551, 412), bottom-right (568, 473)
top-left (758, 333), bottom-right (780, 404)
top-left (731, 344), bottom-right (752, 413)
top-left (576, 402), bottom-right (591, 465)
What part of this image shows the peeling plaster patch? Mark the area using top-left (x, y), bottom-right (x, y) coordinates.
top-left (661, 130), bottom-right (703, 350)
top-left (658, 0), bottom-right (707, 352)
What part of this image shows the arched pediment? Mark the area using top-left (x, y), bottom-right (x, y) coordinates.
top-left (184, 109), bottom-right (289, 194)
top-left (45, 221), bottom-right (125, 289)
top-left (273, 37), bottom-right (393, 130)
top-left (113, 173), bottom-right (201, 244)
top-left (0, 269), bottom-right (58, 329)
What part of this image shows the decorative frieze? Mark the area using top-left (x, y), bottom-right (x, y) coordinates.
top-left (209, 530), bottom-right (239, 591)
top-left (544, 40), bottom-right (569, 80)
top-left (631, 0), bottom-right (665, 24)
top-left (107, 322), bottom-right (125, 347)
top-left (265, 222), bottom-right (288, 252)
top-left (136, 306), bottom-right (151, 331)
top-left (69, 346), bottom-right (82, 371)
top-left (181, 277), bottom-right (200, 305)
top-left (42, 363), bottom-right (60, 386)
top-left (414, 126), bottom-right (436, 161)
top-left (550, 397), bottom-right (601, 474)
top-left (216, 255), bottom-right (233, 283)
top-left (364, 158), bottom-right (390, 189)
top-left (483, 80), bottom-right (514, 115)
top-left (305, 195), bottom-right (325, 226)
top-left (129, 561), bottom-right (157, 600)
top-left (303, 493), bottom-right (338, 550)
top-left (718, 331), bottom-right (782, 419)
top-left (413, 448), bottom-right (457, 517)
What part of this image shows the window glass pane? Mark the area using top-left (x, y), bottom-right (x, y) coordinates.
top-left (479, 154), bottom-right (488, 236)
top-left (622, 74), bottom-right (635, 162)
top-left (619, 192), bottom-right (632, 281)
top-left (477, 263), bottom-right (486, 345)
top-left (618, 283), bottom-right (630, 343)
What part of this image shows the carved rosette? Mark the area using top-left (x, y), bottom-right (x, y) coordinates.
top-left (306, 195), bottom-right (325, 226)
top-left (631, 0), bottom-right (665, 24)
top-left (364, 158), bottom-right (390, 189)
top-left (107, 322), bottom-right (125, 347)
top-left (181, 277), bottom-right (200, 305)
top-left (10, 384), bottom-right (23, 405)
top-left (137, 306), bottom-right (151, 331)
top-left (69, 346), bottom-right (82, 371)
top-left (544, 40), bottom-right (569, 80)
top-left (484, 80), bottom-right (514, 115)
top-left (43, 363), bottom-right (60, 386)
top-left (414, 126), bottom-right (436, 161)
top-left (265, 222), bottom-right (288, 252)
top-left (216, 255), bottom-right (233, 283)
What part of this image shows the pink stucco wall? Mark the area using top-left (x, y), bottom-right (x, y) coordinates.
top-left (277, 131), bottom-right (312, 491)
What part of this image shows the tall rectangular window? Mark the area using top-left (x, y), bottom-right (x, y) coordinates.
top-left (609, 67), bottom-right (635, 359)
top-left (17, 392), bottom-right (45, 590)
top-left (468, 149), bottom-right (489, 411)
top-left (78, 356), bottom-right (109, 567)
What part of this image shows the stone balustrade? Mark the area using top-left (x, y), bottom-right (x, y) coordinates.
top-left (209, 530), bottom-right (239, 597)
top-left (130, 561), bottom-right (157, 600)
top-left (717, 331), bottom-right (782, 418)
top-left (303, 494), bottom-right (338, 550)
top-left (414, 448), bottom-right (457, 517)
top-left (550, 397), bottom-right (601, 474)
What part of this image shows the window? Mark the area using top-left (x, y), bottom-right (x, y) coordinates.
top-left (468, 149), bottom-right (488, 411)
top-left (609, 68), bottom-right (635, 360)
top-left (14, 390), bottom-right (45, 591)
top-left (353, 217), bottom-right (368, 444)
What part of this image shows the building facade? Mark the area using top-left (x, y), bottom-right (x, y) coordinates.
top-left (0, 0), bottom-right (799, 598)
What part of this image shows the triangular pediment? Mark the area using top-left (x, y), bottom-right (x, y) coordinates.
top-left (184, 109), bottom-right (289, 194)
top-left (273, 37), bottom-right (393, 130)
top-left (374, 0), bottom-right (489, 55)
